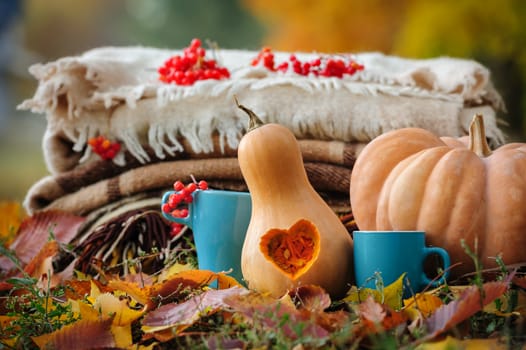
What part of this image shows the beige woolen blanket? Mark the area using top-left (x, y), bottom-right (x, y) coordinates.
top-left (18, 46), bottom-right (506, 176)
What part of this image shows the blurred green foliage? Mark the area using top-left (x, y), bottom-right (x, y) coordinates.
top-left (392, 0), bottom-right (526, 140)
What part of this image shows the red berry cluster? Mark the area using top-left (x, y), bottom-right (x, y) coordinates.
top-left (158, 38), bottom-right (230, 86)
top-left (88, 136), bottom-right (121, 160)
top-left (251, 47), bottom-right (364, 78)
top-left (162, 179), bottom-right (209, 237)
top-left (250, 47), bottom-right (275, 70)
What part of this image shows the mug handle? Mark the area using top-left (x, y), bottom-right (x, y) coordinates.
top-left (421, 247), bottom-right (450, 287)
top-left (161, 190), bottom-right (193, 227)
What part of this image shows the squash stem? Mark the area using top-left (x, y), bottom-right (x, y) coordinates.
top-left (234, 96), bottom-right (265, 132)
top-left (468, 114), bottom-right (492, 157)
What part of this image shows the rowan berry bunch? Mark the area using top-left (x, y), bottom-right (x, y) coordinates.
top-left (162, 178), bottom-right (209, 237)
top-left (87, 136), bottom-right (121, 160)
top-left (158, 38), bottom-right (230, 86)
top-left (251, 47), bottom-right (364, 78)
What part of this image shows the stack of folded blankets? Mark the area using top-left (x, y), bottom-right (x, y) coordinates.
top-left (18, 44), bottom-right (506, 275)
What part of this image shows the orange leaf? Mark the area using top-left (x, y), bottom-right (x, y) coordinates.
top-left (107, 279), bottom-right (152, 307)
top-left (216, 272), bottom-right (243, 289)
top-left (259, 219), bottom-right (320, 280)
top-left (63, 280), bottom-right (93, 300)
top-left (23, 240), bottom-right (59, 278)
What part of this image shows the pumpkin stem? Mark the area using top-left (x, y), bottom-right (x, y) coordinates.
top-left (468, 114), bottom-right (492, 157)
top-left (234, 96), bottom-right (265, 132)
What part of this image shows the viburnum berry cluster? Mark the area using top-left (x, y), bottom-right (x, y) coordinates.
top-left (158, 38), bottom-right (230, 86)
top-left (251, 47), bottom-right (364, 78)
top-left (87, 136), bottom-right (121, 160)
top-left (162, 178), bottom-right (209, 237)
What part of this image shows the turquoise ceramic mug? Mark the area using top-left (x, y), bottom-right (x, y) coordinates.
top-left (161, 189), bottom-right (251, 284)
top-left (353, 231), bottom-right (450, 297)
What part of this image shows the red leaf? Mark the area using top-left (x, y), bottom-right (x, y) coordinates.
top-left (0, 210), bottom-right (84, 272)
top-left (424, 280), bottom-right (509, 339)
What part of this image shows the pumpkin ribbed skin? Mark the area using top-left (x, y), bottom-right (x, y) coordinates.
top-left (238, 120), bottom-right (354, 299)
top-left (350, 115), bottom-right (526, 278)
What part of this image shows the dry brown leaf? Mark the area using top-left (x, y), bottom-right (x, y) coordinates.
top-left (289, 284), bottom-right (331, 313)
top-left (142, 286), bottom-right (247, 338)
top-left (288, 285), bottom-right (350, 333)
top-left (31, 317), bottom-right (115, 350)
top-left (147, 269), bottom-right (238, 308)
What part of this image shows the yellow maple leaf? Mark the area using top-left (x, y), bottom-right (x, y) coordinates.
top-left (403, 292), bottom-right (443, 320)
top-left (87, 280), bottom-right (145, 326)
top-left (93, 293), bottom-right (145, 326)
top-left (344, 273), bottom-right (405, 310)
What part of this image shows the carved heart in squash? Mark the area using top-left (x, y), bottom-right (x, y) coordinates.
top-left (259, 219), bottom-right (321, 280)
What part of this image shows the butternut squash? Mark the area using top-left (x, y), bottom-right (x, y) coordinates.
top-left (236, 100), bottom-right (354, 298)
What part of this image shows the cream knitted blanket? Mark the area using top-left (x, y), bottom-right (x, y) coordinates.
top-left (18, 46), bottom-right (505, 175)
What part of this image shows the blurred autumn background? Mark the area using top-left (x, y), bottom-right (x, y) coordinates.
top-left (0, 0), bottom-right (525, 202)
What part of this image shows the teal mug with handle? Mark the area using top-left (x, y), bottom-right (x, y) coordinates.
top-left (353, 231), bottom-right (450, 298)
top-left (161, 189), bottom-right (251, 284)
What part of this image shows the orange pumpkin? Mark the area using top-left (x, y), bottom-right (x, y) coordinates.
top-left (350, 114), bottom-right (526, 278)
